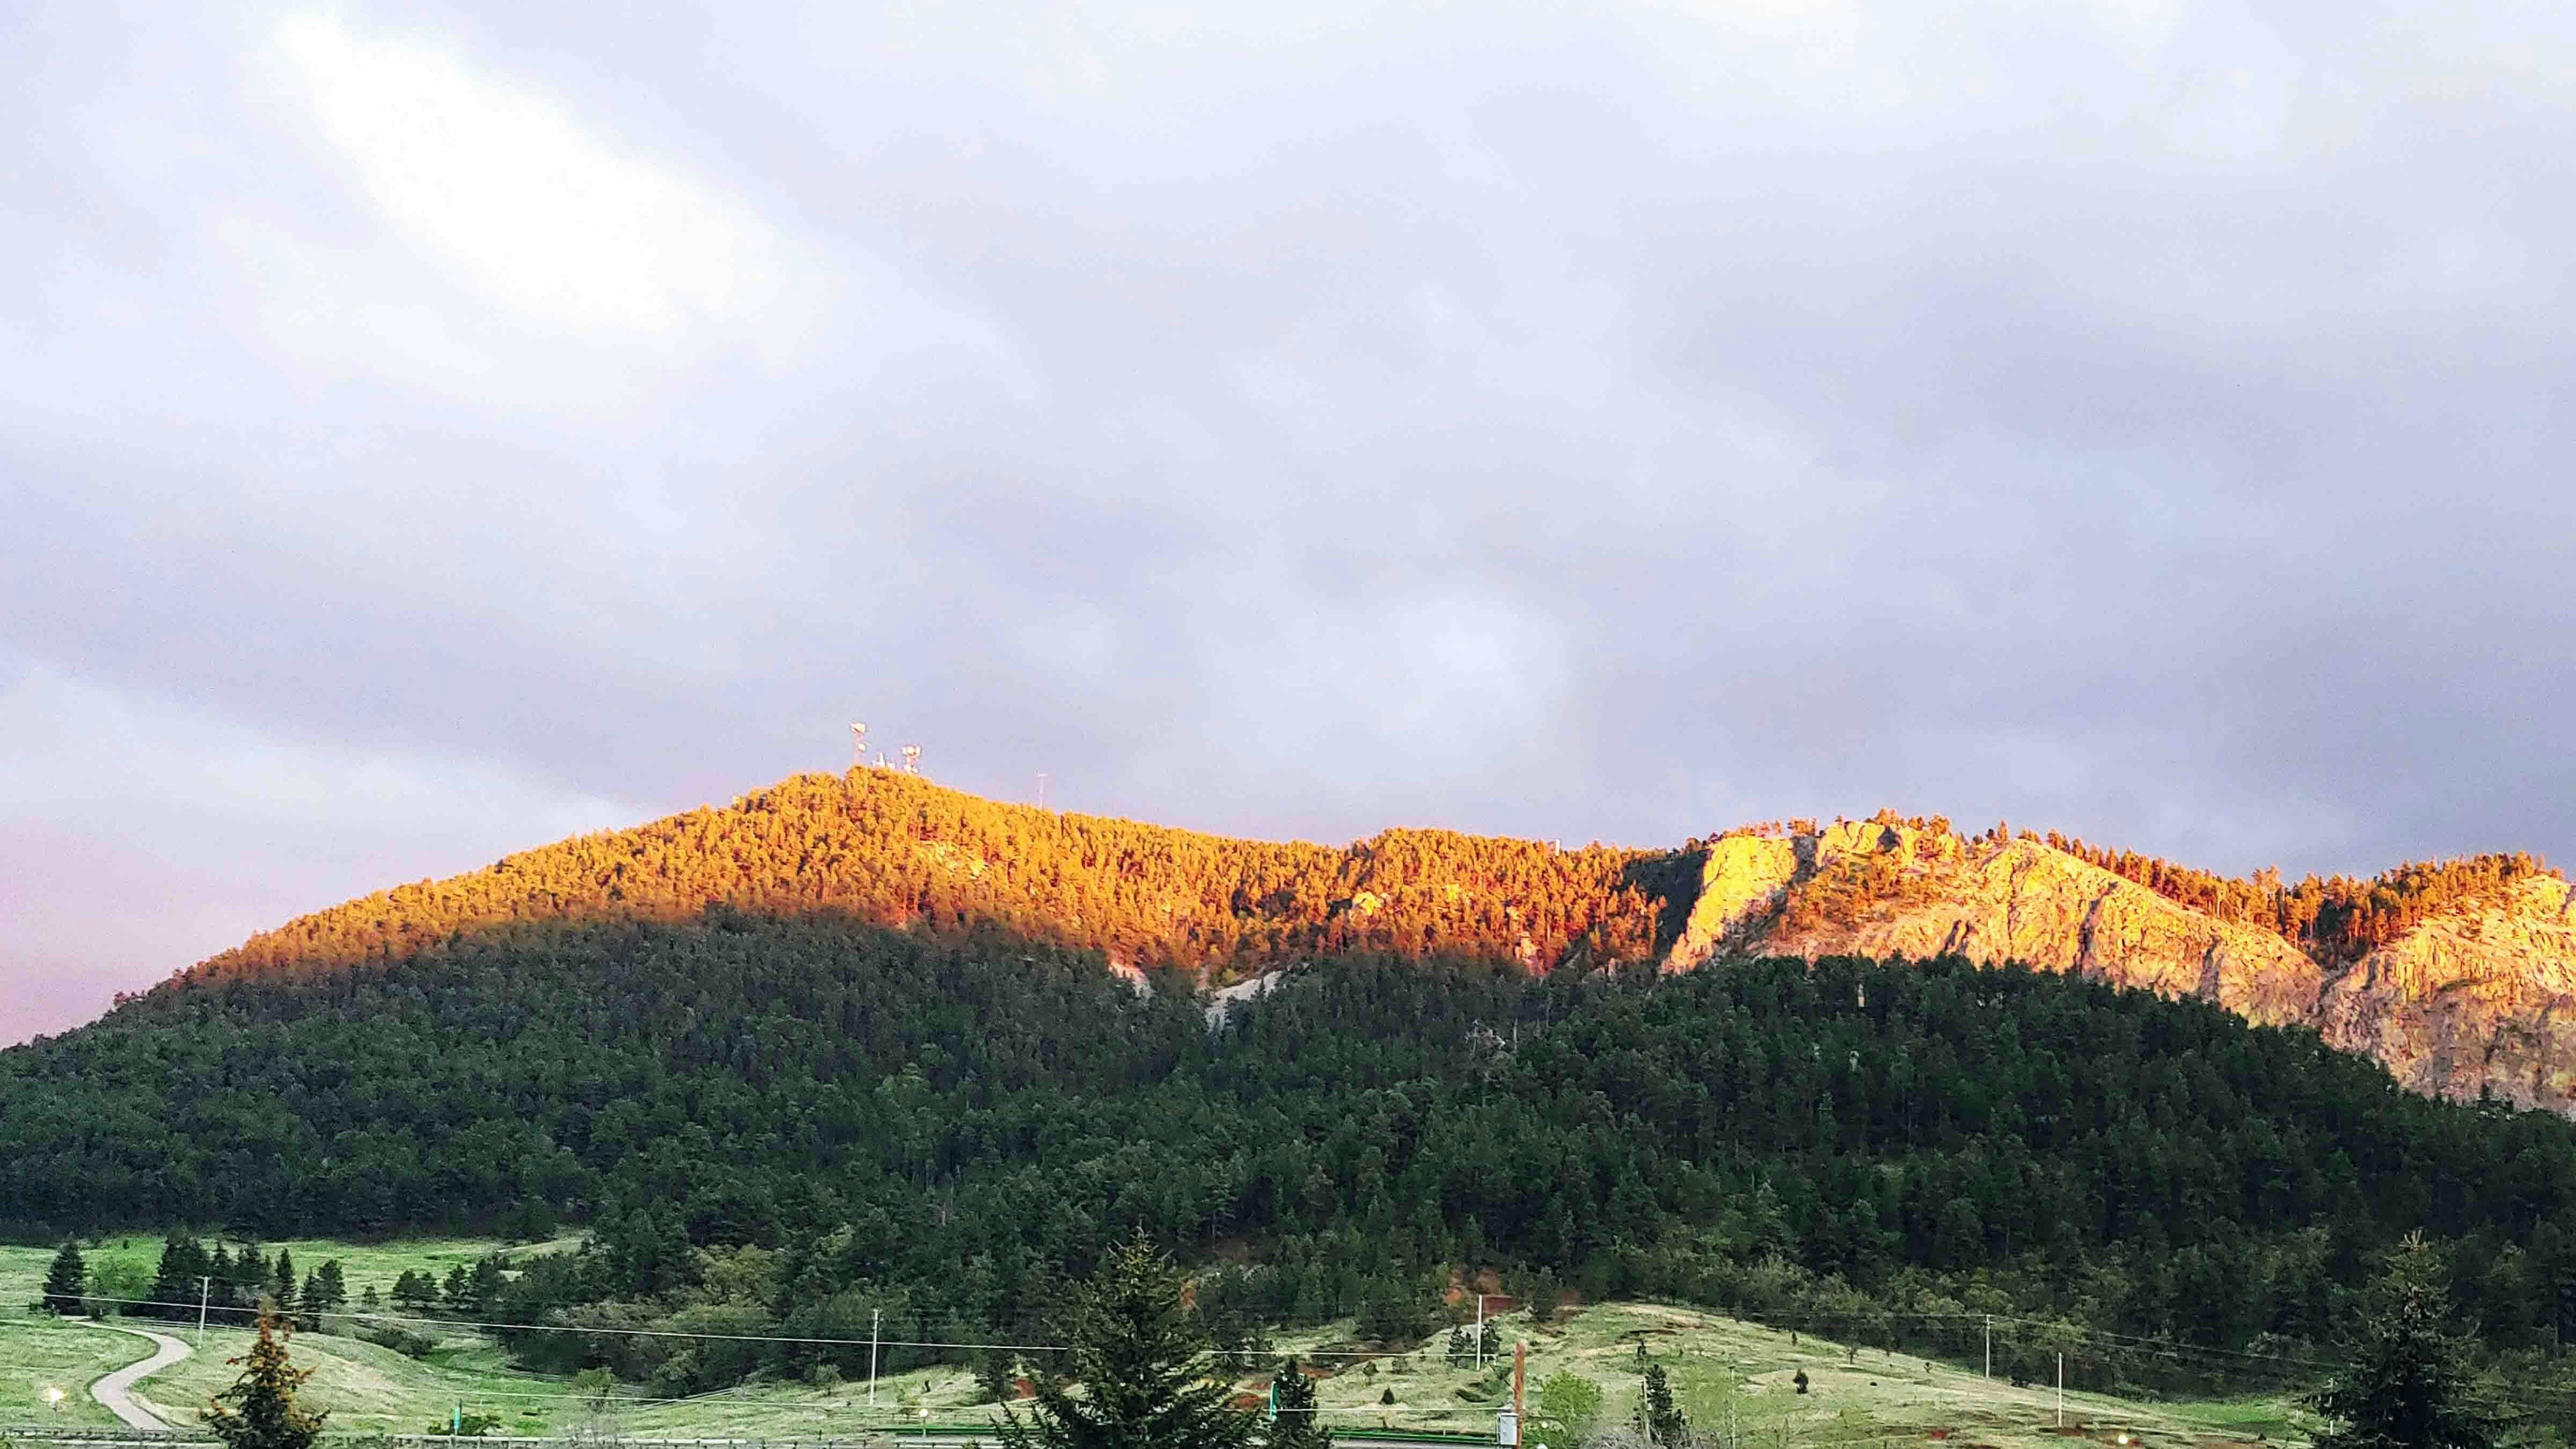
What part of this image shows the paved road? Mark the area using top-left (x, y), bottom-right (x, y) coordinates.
top-left (87, 1323), bottom-right (189, 1431)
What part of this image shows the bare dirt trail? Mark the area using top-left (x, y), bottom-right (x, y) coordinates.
top-left (87, 1322), bottom-right (189, 1430)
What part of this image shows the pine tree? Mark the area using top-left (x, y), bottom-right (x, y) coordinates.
top-left (2307, 1235), bottom-right (2500, 1449)
top-left (206, 1310), bottom-right (328, 1449)
top-left (999, 1237), bottom-right (1255, 1449)
top-left (41, 1241), bottom-right (87, 1314)
top-left (1265, 1358), bottom-right (1329, 1449)
top-left (271, 1249), bottom-right (297, 1315)
top-left (298, 1272), bottom-right (325, 1331)
top-left (149, 1235), bottom-right (211, 1324)
top-left (316, 1261), bottom-right (347, 1315)
top-left (1642, 1363), bottom-right (1686, 1445)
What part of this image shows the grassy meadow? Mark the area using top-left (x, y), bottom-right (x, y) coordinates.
top-left (0, 1314), bottom-right (154, 1425)
top-left (0, 1237), bottom-right (2317, 1443)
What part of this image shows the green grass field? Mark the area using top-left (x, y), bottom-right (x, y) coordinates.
top-left (121, 1324), bottom-right (592, 1435)
top-left (0, 1314), bottom-right (155, 1426)
top-left (0, 1237), bottom-right (2319, 1443)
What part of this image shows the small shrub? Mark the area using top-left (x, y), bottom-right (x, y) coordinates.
top-left (361, 1324), bottom-right (440, 1360)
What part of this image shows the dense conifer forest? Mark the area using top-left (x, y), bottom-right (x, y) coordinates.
top-left (11, 771), bottom-right (2576, 1406)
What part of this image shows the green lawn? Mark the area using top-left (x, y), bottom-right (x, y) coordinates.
top-left (0, 1313), bottom-right (155, 1426)
top-left (125, 1324), bottom-right (597, 1435)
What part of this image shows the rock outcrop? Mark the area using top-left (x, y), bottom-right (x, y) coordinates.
top-left (1666, 821), bottom-right (2576, 1111)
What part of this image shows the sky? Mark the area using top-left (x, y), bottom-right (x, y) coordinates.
top-left (7, 1), bottom-right (2575, 1043)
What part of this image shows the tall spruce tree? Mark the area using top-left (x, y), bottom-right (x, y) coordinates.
top-left (1641, 1363), bottom-right (1686, 1445)
top-left (2306, 1234), bottom-right (2501, 1449)
top-left (1265, 1358), bottom-right (1330, 1449)
top-left (270, 1249), bottom-right (297, 1315)
top-left (206, 1310), bottom-right (328, 1449)
top-left (41, 1241), bottom-right (87, 1314)
top-left (999, 1238), bottom-right (1254, 1449)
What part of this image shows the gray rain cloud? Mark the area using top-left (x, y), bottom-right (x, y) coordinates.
top-left (7, 0), bottom-right (2574, 1042)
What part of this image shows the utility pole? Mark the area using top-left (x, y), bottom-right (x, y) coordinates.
top-left (868, 1308), bottom-right (882, 1410)
top-left (1037, 772), bottom-right (1049, 810)
top-left (1474, 1295), bottom-right (1484, 1370)
top-left (197, 1277), bottom-right (210, 1347)
top-left (2057, 1351), bottom-right (2065, 1428)
top-left (1983, 1316), bottom-right (1990, 1379)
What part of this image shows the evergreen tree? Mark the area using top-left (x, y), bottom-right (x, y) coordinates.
top-left (1445, 1326), bottom-right (1472, 1368)
top-left (1000, 1238), bottom-right (1254, 1449)
top-left (315, 1261), bottom-right (347, 1315)
top-left (977, 1349), bottom-right (1019, 1404)
top-left (206, 1311), bottom-right (328, 1449)
top-left (235, 1247), bottom-right (269, 1311)
top-left (41, 1241), bottom-right (87, 1314)
top-left (271, 1249), bottom-right (297, 1315)
top-left (149, 1235), bottom-right (211, 1324)
top-left (442, 1264), bottom-right (471, 1309)
top-left (1265, 1359), bottom-right (1329, 1449)
top-left (298, 1272), bottom-right (325, 1331)
top-left (2307, 1235), bottom-right (2500, 1449)
top-left (1641, 1363), bottom-right (1685, 1445)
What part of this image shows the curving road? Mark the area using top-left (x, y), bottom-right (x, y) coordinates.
top-left (87, 1322), bottom-right (189, 1431)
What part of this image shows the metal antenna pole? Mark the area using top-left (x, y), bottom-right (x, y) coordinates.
top-left (198, 1277), bottom-right (210, 1347)
top-left (869, 1308), bottom-right (882, 1409)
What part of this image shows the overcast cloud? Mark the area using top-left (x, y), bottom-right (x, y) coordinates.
top-left (7, 0), bottom-right (2574, 1042)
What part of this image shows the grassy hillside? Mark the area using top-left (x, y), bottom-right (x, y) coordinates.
top-left (0, 1291), bottom-right (2316, 1445)
top-left (0, 1315), bottom-right (150, 1425)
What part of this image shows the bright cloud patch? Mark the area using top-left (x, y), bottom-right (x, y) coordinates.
top-left (233, 12), bottom-right (835, 400)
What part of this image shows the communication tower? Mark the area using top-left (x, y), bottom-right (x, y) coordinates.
top-left (901, 744), bottom-right (921, 774)
top-left (850, 722), bottom-right (867, 767)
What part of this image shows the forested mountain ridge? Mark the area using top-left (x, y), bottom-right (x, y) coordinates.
top-left (140, 771), bottom-right (2576, 1111)
top-left (174, 769), bottom-right (1685, 990)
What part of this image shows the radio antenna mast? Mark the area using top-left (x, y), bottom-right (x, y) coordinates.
top-left (849, 722), bottom-right (867, 768)
top-left (901, 744), bottom-right (921, 775)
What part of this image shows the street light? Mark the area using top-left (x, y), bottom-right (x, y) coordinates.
top-left (44, 1386), bottom-right (66, 1410)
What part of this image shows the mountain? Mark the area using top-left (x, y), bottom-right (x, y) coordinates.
top-left (13, 770), bottom-right (2576, 1403)
top-left (162, 773), bottom-right (2576, 1111)
top-left (1662, 817), bottom-right (2576, 1111)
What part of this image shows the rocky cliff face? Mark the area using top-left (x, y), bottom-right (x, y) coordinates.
top-left (1666, 822), bottom-right (2576, 1111)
